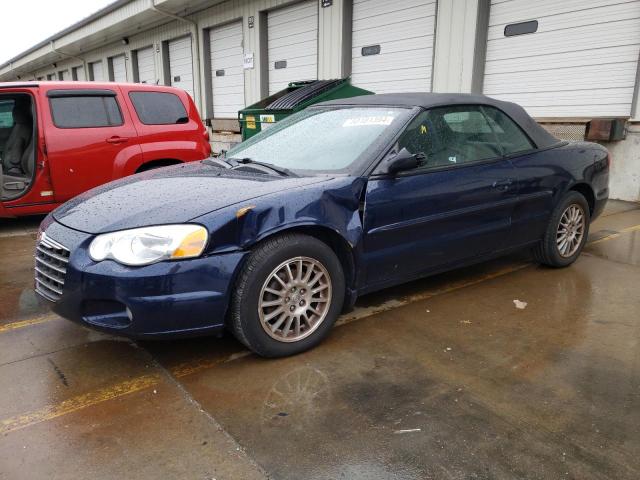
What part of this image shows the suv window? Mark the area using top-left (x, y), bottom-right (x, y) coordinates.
top-left (129, 92), bottom-right (188, 125)
top-left (397, 106), bottom-right (503, 170)
top-left (50, 96), bottom-right (123, 128)
top-left (0, 99), bottom-right (15, 128)
top-left (481, 106), bottom-right (534, 154)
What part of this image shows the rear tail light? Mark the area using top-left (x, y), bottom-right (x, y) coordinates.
top-left (607, 152), bottom-right (612, 168)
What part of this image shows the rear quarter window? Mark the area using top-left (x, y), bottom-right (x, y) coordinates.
top-left (128, 91), bottom-right (188, 125)
top-left (49, 96), bottom-right (123, 128)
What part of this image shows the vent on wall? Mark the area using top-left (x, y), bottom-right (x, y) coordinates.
top-left (504, 20), bottom-right (538, 37)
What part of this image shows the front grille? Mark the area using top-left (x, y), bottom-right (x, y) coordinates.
top-left (35, 232), bottom-right (70, 302)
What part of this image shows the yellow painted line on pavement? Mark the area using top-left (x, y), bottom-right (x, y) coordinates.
top-left (0, 374), bottom-right (161, 435)
top-left (588, 223), bottom-right (640, 246)
top-left (0, 313), bottom-right (58, 334)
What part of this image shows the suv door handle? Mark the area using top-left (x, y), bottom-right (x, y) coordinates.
top-left (106, 136), bottom-right (129, 144)
top-left (492, 179), bottom-right (514, 191)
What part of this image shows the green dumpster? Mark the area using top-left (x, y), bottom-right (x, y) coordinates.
top-left (238, 78), bottom-right (372, 141)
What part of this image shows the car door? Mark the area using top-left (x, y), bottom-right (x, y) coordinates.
top-left (44, 87), bottom-right (142, 203)
top-left (479, 106), bottom-right (548, 247)
top-left (362, 105), bottom-right (518, 287)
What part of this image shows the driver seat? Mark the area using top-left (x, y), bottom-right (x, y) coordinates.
top-left (2, 103), bottom-right (32, 175)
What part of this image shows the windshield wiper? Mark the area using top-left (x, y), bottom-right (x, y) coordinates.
top-left (228, 157), bottom-right (298, 177)
top-left (203, 157), bottom-right (234, 169)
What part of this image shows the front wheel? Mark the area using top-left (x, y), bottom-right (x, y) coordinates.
top-left (230, 233), bottom-right (345, 357)
top-left (533, 191), bottom-right (590, 268)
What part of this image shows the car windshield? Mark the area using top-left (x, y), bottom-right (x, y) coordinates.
top-left (225, 107), bottom-right (409, 175)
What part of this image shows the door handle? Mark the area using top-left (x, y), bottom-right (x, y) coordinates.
top-left (106, 136), bottom-right (129, 144)
top-left (492, 179), bottom-right (514, 191)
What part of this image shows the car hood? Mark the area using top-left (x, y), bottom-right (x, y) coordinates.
top-left (53, 162), bottom-right (331, 234)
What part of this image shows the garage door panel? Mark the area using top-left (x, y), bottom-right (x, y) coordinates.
top-left (493, 89), bottom-right (635, 107)
top-left (485, 44), bottom-right (639, 75)
top-left (268, 2), bottom-right (316, 25)
top-left (353, 5), bottom-right (434, 32)
top-left (352, 53), bottom-right (431, 75)
top-left (267, 1), bottom-right (318, 95)
top-left (351, 0), bottom-right (436, 93)
top-left (268, 20), bottom-right (318, 44)
top-left (488, 0), bottom-right (637, 26)
top-left (487, 3), bottom-right (640, 41)
top-left (358, 77), bottom-right (431, 94)
top-left (352, 0), bottom-right (434, 19)
top-left (352, 66), bottom-right (432, 83)
top-left (487, 20), bottom-right (640, 60)
top-left (352, 36), bottom-right (434, 57)
top-left (210, 21), bottom-right (245, 119)
top-left (484, 63), bottom-right (635, 92)
top-left (353, 18), bottom-right (435, 48)
top-left (267, 31), bottom-right (317, 51)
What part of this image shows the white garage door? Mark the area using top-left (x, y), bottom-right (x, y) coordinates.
top-left (168, 36), bottom-right (195, 98)
top-left (89, 61), bottom-right (104, 81)
top-left (136, 46), bottom-right (156, 84)
top-left (209, 21), bottom-right (245, 118)
top-left (267, 1), bottom-right (318, 95)
top-left (484, 0), bottom-right (640, 117)
top-left (351, 0), bottom-right (436, 93)
top-left (110, 55), bottom-right (127, 82)
top-left (73, 66), bottom-right (85, 81)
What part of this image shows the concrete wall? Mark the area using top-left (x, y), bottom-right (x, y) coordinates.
top-left (605, 123), bottom-right (640, 202)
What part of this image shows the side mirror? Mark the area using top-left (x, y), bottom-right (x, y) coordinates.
top-left (380, 148), bottom-right (423, 175)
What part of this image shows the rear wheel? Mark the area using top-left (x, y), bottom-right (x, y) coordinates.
top-left (533, 191), bottom-right (590, 268)
top-left (230, 233), bottom-right (345, 357)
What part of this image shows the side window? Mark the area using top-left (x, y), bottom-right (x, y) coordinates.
top-left (128, 92), bottom-right (188, 125)
top-left (0, 99), bottom-right (15, 128)
top-left (402, 106), bottom-right (501, 169)
top-left (481, 106), bottom-right (534, 155)
top-left (50, 96), bottom-right (123, 128)
top-left (396, 111), bottom-right (433, 158)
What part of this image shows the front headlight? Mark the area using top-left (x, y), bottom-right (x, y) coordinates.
top-left (89, 224), bottom-right (208, 266)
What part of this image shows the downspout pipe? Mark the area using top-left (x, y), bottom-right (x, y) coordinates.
top-left (149, 0), bottom-right (202, 113)
top-left (50, 40), bottom-right (87, 79)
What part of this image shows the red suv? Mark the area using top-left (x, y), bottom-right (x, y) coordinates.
top-left (0, 82), bottom-right (211, 218)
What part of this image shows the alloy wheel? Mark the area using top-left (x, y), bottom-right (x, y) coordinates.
top-left (258, 256), bottom-right (332, 342)
top-left (556, 204), bottom-right (585, 258)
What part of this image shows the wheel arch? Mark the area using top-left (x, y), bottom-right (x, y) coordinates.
top-left (135, 159), bottom-right (183, 173)
top-left (568, 182), bottom-right (595, 216)
top-left (248, 224), bottom-right (357, 295)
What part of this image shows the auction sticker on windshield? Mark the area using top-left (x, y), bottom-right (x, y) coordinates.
top-left (343, 115), bottom-right (395, 127)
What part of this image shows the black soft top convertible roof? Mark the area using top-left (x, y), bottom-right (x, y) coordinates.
top-left (318, 92), bottom-right (560, 149)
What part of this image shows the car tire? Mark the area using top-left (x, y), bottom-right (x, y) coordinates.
top-left (532, 191), bottom-right (590, 268)
top-left (229, 233), bottom-right (345, 357)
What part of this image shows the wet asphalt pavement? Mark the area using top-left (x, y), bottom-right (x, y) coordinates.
top-left (0, 201), bottom-right (639, 480)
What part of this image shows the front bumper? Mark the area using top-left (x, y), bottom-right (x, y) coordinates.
top-left (39, 221), bottom-right (246, 338)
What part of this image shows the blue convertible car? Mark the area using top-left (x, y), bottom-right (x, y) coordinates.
top-left (36, 93), bottom-right (609, 357)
